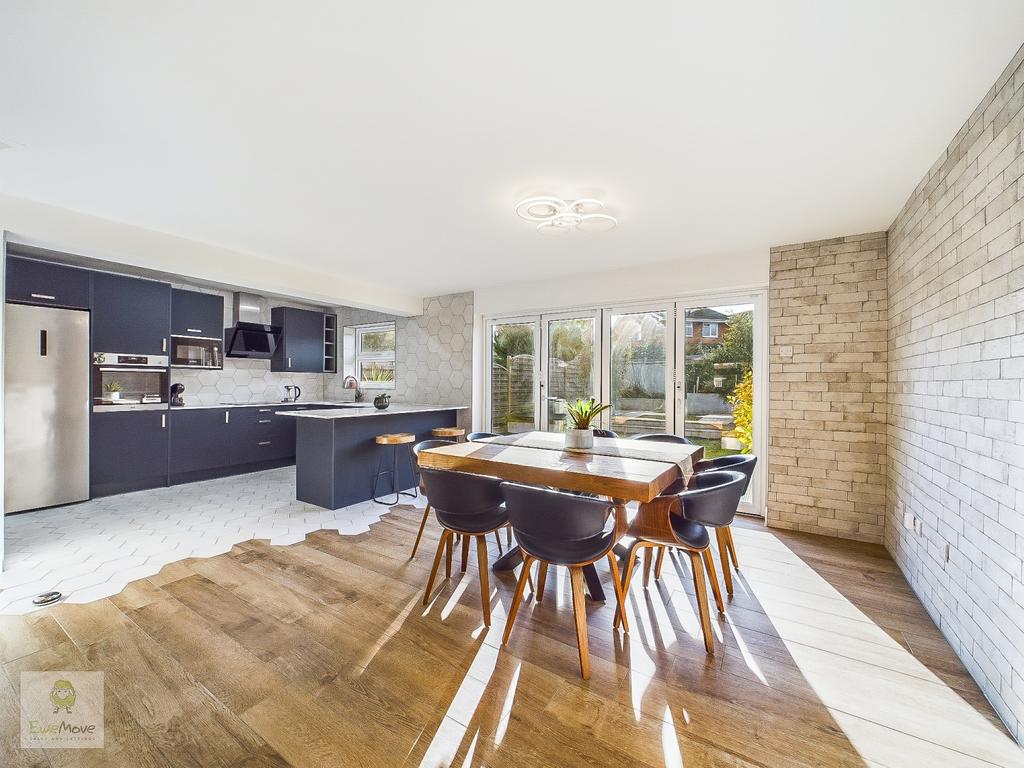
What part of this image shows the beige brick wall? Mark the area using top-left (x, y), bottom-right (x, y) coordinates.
top-left (768, 233), bottom-right (888, 543)
top-left (886, 43), bottom-right (1024, 740)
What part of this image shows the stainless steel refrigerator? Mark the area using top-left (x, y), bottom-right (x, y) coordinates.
top-left (4, 303), bottom-right (90, 513)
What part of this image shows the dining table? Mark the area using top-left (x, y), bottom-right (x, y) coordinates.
top-left (416, 431), bottom-right (704, 601)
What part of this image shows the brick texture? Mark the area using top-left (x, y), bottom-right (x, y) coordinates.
top-left (768, 233), bottom-right (888, 543)
top-left (886, 43), bottom-right (1024, 740)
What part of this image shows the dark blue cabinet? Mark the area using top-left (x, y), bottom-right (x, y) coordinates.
top-left (91, 410), bottom-right (169, 497)
top-left (171, 289), bottom-right (224, 338)
top-left (271, 306), bottom-right (325, 373)
top-left (169, 408), bottom-right (230, 480)
top-left (230, 407), bottom-right (294, 464)
top-left (6, 256), bottom-right (91, 310)
top-left (92, 272), bottom-right (171, 354)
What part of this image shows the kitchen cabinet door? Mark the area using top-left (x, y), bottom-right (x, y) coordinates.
top-left (230, 407), bottom-right (294, 464)
top-left (5, 256), bottom-right (92, 310)
top-left (92, 272), bottom-right (171, 355)
top-left (171, 289), bottom-right (224, 339)
top-left (169, 408), bottom-right (231, 477)
top-left (91, 410), bottom-right (170, 496)
top-left (270, 306), bottom-right (325, 373)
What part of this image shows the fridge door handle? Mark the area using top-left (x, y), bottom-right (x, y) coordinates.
top-left (39, 330), bottom-right (47, 356)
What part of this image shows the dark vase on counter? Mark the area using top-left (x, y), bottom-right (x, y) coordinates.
top-left (373, 394), bottom-right (391, 410)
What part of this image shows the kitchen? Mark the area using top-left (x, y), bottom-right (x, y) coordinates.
top-left (3, 245), bottom-right (470, 528)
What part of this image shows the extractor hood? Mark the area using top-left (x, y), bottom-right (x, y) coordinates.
top-left (224, 292), bottom-right (280, 359)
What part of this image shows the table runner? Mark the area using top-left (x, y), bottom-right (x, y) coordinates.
top-left (482, 432), bottom-right (696, 473)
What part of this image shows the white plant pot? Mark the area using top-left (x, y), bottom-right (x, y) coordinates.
top-left (722, 435), bottom-right (743, 450)
top-left (564, 428), bottom-right (594, 451)
top-left (108, 392), bottom-right (120, 401)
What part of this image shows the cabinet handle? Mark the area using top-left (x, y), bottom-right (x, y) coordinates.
top-left (39, 330), bottom-right (47, 356)
top-left (186, 328), bottom-right (202, 334)
top-left (225, 411), bottom-right (230, 424)
top-left (161, 414), bottom-right (167, 429)
top-left (258, 441), bottom-right (271, 446)
top-left (162, 338), bottom-right (168, 352)
top-left (30, 293), bottom-right (56, 300)
top-left (258, 419), bottom-right (272, 424)
top-left (288, 357), bottom-right (292, 369)
top-left (258, 408), bottom-right (272, 412)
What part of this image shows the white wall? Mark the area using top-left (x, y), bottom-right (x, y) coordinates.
top-left (471, 250), bottom-right (769, 428)
top-left (0, 194), bottom-right (423, 316)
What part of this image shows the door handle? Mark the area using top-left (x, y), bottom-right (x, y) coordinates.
top-left (258, 441), bottom-right (271, 446)
top-left (288, 357), bottom-right (292, 369)
top-left (161, 414), bottom-right (167, 429)
top-left (225, 411), bottom-right (230, 424)
top-left (162, 337), bottom-right (168, 352)
top-left (186, 328), bottom-right (202, 334)
top-left (258, 419), bottom-right (272, 424)
top-left (39, 330), bottom-right (47, 356)
top-left (30, 293), bottom-right (56, 301)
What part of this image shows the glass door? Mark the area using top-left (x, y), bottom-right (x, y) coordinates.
top-left (676, 298), bottom-right (761, 513)
top-left (603, 306), bottom-right (674, 437)
top-left (486, 318), bottom-right (540, 434)
top-left (540, 312), bottom-right (601, 432)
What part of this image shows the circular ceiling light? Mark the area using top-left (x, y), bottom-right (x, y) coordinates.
top-left (515, 196), bottom-right (617, 233)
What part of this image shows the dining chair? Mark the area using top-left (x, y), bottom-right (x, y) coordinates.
top-left (467, 431), bottom-right (499, 441)
top-left (690, 454), bottom-right (758, 594)
top-left (592, 428), bottom-right (619, 438)
top-left (412, 441), bottom-right (509, 562)
top-left (616, 470), bottom-right (746, 653)
top-left (420, 467), bottom-right (510, 626)
top-left (500, 482), bottom-right (629, 679)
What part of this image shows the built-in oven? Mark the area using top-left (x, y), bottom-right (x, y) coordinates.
top-left (92, 352), bottom-right (169, 412)
top-left (170, 335), bottom-right (222, 369)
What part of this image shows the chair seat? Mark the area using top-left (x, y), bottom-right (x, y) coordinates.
top-left (436, 505), bottom-right (509, 535)
top-left (670, 515), bottom-right (709, 549)
top-left (516, 529), bottom-right (615, 566)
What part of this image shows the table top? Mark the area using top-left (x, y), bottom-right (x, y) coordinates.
top-left (417, 431), bottom-right (703, 502)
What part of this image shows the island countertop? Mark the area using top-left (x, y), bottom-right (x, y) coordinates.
top-left (277, 403), bottom-right (468, 419)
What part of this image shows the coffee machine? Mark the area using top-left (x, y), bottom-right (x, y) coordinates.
top-left (170, 382), bottom-right (185, 407)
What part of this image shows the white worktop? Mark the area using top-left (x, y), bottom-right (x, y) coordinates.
top-left (278, 403), bottom-right (468, 419)
top-left (171, 400), bottom-right (368, 411)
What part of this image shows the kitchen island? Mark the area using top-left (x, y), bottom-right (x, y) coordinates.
top-left (278, 404), bottom-right (468, 509)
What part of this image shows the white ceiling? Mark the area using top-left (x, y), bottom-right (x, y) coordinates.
top-left (1, 2), bottom-right (1023, 299)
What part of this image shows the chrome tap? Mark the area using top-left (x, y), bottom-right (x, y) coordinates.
top-left (342, 375), bottom-right (363, 402)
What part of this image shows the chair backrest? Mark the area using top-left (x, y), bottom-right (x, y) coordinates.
top-left (467, 431), bottom-right (499, 442)
top-left (500, 482), bottom-right (613, 562)
top-left (420, 467), bottom-right (504, 527)
top-left (631, 432), bottom-right (691, 445)
top-left (678, 470), bottom-right (746, 527)
top-left (695, 454), bottom-right (757, 494)
top-left (592, 428), bottom-right (619, 438)
top-left (412, 439), bottom-right (454, 462)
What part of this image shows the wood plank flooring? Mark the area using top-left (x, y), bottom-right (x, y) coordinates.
top-left (2, 509), bottom-right (1021, 768)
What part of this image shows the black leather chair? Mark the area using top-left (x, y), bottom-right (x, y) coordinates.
top-left (592, 428), bottom-right (619, 438)
top-left (420, 468), bottom-right (509, 626)
top-left (467, 431), bottom-right (499, 441)
top-left (410, 440), bottom-right (456, 558)
top-left (690, 454), bottom-right (757, 594)
top-left (616, 470), bottom-right (746, 653)
top-left (500, 482), bottom-right (629, 679)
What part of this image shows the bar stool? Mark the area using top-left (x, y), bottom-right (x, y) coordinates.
top-left (372, 432), bottom-right (417, 505)
top-left (432, 426), bottom-right (465, 442)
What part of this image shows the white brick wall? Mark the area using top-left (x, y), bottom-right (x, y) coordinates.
top-left (887, 43), bottom-right (1024, 740)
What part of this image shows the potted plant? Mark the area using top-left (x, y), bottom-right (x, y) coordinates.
top-left (104, 380), bottom-right (122, 402)
top-left (564, 397), bottom-right (610, 450)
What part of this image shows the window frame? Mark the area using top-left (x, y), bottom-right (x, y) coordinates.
top-left (349, 321), bottom-right (397, 389)
top-left (703, 321), bottom-right (719, 337)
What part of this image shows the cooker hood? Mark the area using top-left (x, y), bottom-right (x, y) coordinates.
top-left (224, 292), bottom-right (280, 359)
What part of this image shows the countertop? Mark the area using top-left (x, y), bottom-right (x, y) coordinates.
top-left (171, 400), bottom-right (368, 411)
top-left (278, 403), bottom-right (468, 419)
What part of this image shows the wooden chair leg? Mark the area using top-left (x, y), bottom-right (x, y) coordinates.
top-left (607, 552), bottom-right (629, 633)
top-left (476, 535), bottom-right (491, 626)
top-left (536, 561), bottom-right (549, 602)
top-left (726, 526), bottom-right (740, 569)
top-left (702, 547), bottom-right (725, 614)
top-left (461, 534), bottom-right (470, 573)
top-left (715, 528), bottom-right (733, 596)
top-left (569, 566), bottom-right (591, 679)
top-left (642, 546), bottom-right (653, 588)
top-left (615, 540), bottom-right (647, 629)
top-left (503, 555), bottom-right (533, 644)
top-left (654, 546), bottom-right (666, 581)
top-left (424, 529), bottom-right (452, 605)
top-left (687, 550), bottom-right (714, 654)
top-left (493, 530), bottom-right (504, 556)
top-left (444, 532), bottom-right (453, 578)
top-left (506, 526), bottom-right (513, 546)
top-left (410, 504), bottom-right (431, 558)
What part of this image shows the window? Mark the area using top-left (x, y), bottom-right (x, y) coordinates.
top-left (345, 321), bottom-right (396, 388)
top-left (686, 322), bottom-right (694, 337)
top-left (703, 322), bottom-right (719, 337)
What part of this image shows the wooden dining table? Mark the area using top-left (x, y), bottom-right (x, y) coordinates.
top-left (417, 431), bottom-right (703, 601)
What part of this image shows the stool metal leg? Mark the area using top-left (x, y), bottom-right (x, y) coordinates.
top-left (398, 443), bottom-right (417, 500)
top-left (373, 445), bottom-right (399, 505)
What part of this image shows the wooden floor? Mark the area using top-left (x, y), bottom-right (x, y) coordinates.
top-left (2, 508), bottom-right (1021, 768)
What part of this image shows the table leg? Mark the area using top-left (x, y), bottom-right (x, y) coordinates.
top-left (491, 544), bottom-right (523, 571)
top-left (492, 544), bottom-right (606, 601)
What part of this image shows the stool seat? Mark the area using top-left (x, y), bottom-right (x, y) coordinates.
top-left (376, 432), bottom-right (415, 445)
top-left (432, 427), bottom-right (465, 439)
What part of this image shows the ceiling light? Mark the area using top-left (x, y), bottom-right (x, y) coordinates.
top-left (515, 196), bottom-right (617, 233)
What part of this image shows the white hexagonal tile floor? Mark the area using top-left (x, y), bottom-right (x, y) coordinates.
top-left (0, 467), bottom-right (425, 614)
